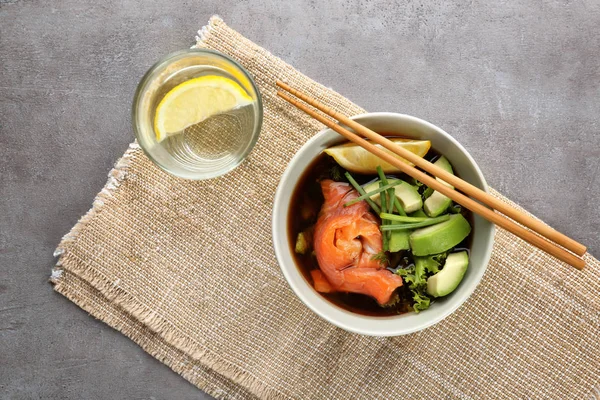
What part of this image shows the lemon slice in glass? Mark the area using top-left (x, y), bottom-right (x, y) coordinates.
top-left (324, 138), bottom-right (431, 174)
top-left (154, 76), bottom-right (253, 142)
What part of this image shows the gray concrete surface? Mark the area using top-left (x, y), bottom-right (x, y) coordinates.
top-left (1, 0), bottom-right (599, 398)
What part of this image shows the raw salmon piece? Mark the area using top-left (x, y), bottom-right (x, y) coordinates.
top-left (313, 180), bottom-right (403, 304)
top-left (310, 269), bottom-right (333, 293)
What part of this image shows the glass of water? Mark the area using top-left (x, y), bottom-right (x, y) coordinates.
top-left (132, 49), bottom-right (263, 180)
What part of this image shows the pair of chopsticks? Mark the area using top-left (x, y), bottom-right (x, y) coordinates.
top-left (276, 81), bottom-right (586, 270)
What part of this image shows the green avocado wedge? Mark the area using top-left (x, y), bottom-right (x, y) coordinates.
top-left (363, 179), bottom-right (422, 213)
top-left (424, 191), bottom-right (453, 217)
top-left (424, 156), bottom-right (454, 217)
top-left (389, 230), bottom-right (410, 252)
top-left (426, 251), bottom-right (469, 297)
top-left (408, 209), bottom-right (428, 218)
top-left (295, 232), bottom-right (310, 254)
top-left (409, 214), bottom-right (471, 256)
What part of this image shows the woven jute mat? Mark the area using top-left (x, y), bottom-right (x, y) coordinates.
top-left (52, 16), bottom-right (600, 399)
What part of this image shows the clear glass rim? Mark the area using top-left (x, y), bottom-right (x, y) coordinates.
top-left (131, 48), bottom-right (264, 180)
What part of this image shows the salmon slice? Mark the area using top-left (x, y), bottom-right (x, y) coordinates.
top-left (313, 179), bottom-right (403, 304)
top-left (310, 269), bottom-right (333, 293)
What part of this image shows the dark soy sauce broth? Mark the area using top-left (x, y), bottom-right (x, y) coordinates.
top-left (288, 138), bottom-right (473, 316)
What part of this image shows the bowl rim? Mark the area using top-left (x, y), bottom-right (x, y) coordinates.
top-left (272, 112), bottom-right (495, 336)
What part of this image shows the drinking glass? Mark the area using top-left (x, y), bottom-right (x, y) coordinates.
top-left (132, 49), bottom-right (263, 180)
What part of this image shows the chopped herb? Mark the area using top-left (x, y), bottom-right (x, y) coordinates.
top-left (329, 164), bottom-right (345, 181)
top-left (371, 251), bottom-right (389, 265)
top-left (344, 172), bottom-right (381, 214)
top-left (407, 177), bottom-right (424, 187)
top-left (422, 186), bottom-right (434, 200)
top-left (448, 204), bottom-right (462, 214)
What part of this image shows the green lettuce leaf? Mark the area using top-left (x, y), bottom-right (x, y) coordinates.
top-left (413, 292), bottom-right (431, 312)
top-left (397, 252), bottom-right (448, 312)
top-left (415, 252), bottom-right (448, 274)
top-left (397, 262), bottom-right (429, 312)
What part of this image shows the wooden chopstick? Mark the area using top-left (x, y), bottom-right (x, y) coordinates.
top-left (276, 88), bottom-right (585, 270)
top-left (277, 81), bottom-right (586, 258)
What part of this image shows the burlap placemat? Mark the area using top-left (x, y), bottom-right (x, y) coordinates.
top-left (51, 16), bottom-right (600, 399)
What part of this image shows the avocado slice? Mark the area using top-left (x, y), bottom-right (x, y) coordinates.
top-left (424, 156), bottom-right (454, 217)
top-left (432, 156), bottom-right (453, 184)
top-left (408, 209), bottom-right (428, 218)
top-left (389, 230), bottom-right (410, 252)
top-left (295, 232), bottom-right (310, 255)
top-left (424, 191), bottom-right (453, 217)
top-left (363, 179), bottom-right (422, 213)
top-left (409, 214), bottom-right (471, 256)
top-left (426, 251), bottom-right (469, 297)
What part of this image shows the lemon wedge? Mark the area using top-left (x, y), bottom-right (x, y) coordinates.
top-left (324, 138), bottom-right (431, 174)
top-left (154, 76), bottom-right (253, 142)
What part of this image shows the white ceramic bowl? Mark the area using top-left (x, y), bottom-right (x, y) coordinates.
top-left (272, 113), bottom-right (495, 336)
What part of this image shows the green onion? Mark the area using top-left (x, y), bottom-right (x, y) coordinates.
top-left (379, 213), bottom-right (431, 223)
top-left (378, 180), bottom-right (388, 216)
top-left (376, 166), bottom-right (393, 249)
top-left (380, 215), bottom-right (450, 231)
top-left (376, 165), bottom-right (389, 187)
top-left (387, 194), bottom-right (394, 217)
top-left (343, 181), bottom-right (402, 207)
top-left (392, 197), bottom-right (407, 216)
top-left (378, 180), bottom-right (389, 251)
top-left (376, 166), bottom-right (395, 216)
top-left (344, 172), bottom-right (381, 214)
top-left (375, 166), bottom-right (407, 216)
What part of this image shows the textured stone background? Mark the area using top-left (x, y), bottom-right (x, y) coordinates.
top-left (1, 1), bottom-right (598, 398)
